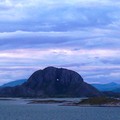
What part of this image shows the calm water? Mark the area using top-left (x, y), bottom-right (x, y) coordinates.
top-left (0, 99), bottom-right (119, 120)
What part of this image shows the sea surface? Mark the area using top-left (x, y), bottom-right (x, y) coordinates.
top-left (0, 98), bottom-right (119, 120)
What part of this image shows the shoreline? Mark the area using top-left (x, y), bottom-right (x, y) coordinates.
top-left (0, 97), bottom-right (120, 107)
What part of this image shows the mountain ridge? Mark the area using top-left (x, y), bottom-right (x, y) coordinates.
top-left (0, 67), bottom-right (102, 97)
top-left (91, 82), bottom-right (120, 92)
top-left (1, 79), bottom-right (27, 87)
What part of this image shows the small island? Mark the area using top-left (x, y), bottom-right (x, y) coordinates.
top-left (28, 99), bottom-right (68, 104)
top-left (64, 97), bottom-right (120, 107)
top-left (27, 97), bottom-right (120, 107)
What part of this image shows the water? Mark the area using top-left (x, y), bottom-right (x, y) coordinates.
top-left (0, 99), bottom-right (119, 120)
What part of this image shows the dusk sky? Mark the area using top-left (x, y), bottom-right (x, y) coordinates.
top-left (0, 0), bottom-right (120, 85)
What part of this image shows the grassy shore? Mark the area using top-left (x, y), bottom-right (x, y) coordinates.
top-left (65, 97), bottom-right (120, 107)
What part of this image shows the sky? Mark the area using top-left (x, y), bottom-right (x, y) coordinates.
top-left (0, 0), bottom-right (120, 85)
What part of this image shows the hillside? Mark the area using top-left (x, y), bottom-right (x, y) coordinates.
top-left (1, 79), bottom-right (27, 87)
top-left (91, 82), bottom-right (120, 91)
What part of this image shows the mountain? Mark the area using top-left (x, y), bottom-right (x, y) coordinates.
top-left (112, 88), bottom-right (120, 93)
top-left (0, 67), bottom-right (102, 97)
top-left (1, 79), bottom-right (27, 87)
top-left (91, 82), bottom-right (120, 92)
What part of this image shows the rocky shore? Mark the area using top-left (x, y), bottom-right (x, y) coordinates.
top-left (28, 97), bottom-right (120, 107)
top-left (63, 97), bottom-right (120, 107)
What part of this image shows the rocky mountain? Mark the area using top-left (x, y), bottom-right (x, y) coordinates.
top-left (0, 67), bottom-right (102, 97)
top-left (1, 79), bottom-right (27, 87)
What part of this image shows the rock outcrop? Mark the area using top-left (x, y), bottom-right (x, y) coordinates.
top-left (0, 67), bottom-right (102, 97)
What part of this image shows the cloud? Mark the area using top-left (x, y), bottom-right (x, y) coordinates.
top-left (0, 0), bottom-right (120, 32)
top-left (0, 0), bottom-right (120, 84)
top-left (63, 65), bottom-right (120, 83)
top-left (0, 47), bottom-right (120, 84)
top-left (0, 29), bottom-right (120, 50)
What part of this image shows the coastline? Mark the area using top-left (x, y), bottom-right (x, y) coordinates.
top-left (0, 97), bottom-right (120, 107)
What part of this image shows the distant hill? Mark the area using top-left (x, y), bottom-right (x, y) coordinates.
top-left (1, 79), bottom-right (27, 87)
top-left (112, 88), bottom-right (120, 93)
top-left (0, 67), bottom-right (102, 97)
top-left (91, 82), bottom-right (120, 92)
